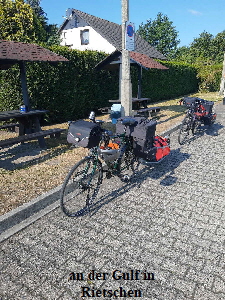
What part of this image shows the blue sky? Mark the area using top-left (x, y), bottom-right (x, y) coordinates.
top-left (41, 0), bottom-right (225, 47)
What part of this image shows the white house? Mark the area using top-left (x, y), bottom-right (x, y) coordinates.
top-left (60, 9), bottom-right (115, 53)
top-left (59, 8), bottom-right (167, 60)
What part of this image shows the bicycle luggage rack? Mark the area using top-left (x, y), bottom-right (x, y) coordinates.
top-left (140, 149), bottom-right (171, 165)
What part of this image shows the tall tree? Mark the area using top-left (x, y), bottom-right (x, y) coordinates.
top-left (0, 0), bottom-right (35, 42)
top-left (174, 30), bottom-right (225, 65)
top-left (211, 31), bottom-right (225, 63)
top-left (25, 0), bottom-right (60, 44)
top-left (25, 0), bottom-right (47, 27)
top-left (189, 31), bottom-right (214, 63)
top-left (137, 12), bottom-right (180, 58)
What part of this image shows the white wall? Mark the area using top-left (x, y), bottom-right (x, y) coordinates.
top-left (60, 26), bottom-right (116, 54)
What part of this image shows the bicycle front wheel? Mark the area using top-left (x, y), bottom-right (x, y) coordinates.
top-left (178, 116), bottom-right (191, 145)
top-left (60, 157), bottom-right (103, 217)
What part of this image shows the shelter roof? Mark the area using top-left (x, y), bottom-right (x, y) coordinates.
top-left (95, 50), bottom-right (169, 71)
top-left (59, 9), bottom-right (167, 61)
top-left (0, 40), bottom-right (69, 69)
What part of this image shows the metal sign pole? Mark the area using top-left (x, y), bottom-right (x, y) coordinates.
top-left (121, 0), bottom-right (132, 116)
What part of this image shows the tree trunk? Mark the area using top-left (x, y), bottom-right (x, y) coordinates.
top-left (219, 53), bottom-right (225, 96)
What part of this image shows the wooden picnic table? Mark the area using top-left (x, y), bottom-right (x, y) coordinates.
top-left (108, 98), bottom-right (150, 110)
top-left (0, 109), bottom-right (65, 148)
top-left (0, 109), bottom-right (47, 133)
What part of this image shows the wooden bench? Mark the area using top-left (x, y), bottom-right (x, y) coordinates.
top-left (0, 123), bottom-right (19, 132)
top-left (0, 128), bottom-right (66, 148)
top-left (136, 107), bottom-right (161, 117)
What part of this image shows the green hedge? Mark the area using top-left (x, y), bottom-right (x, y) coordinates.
top-left (0, 46), bottom-right (207, 124)
top-left (134, 61), bottom-right (199, 101)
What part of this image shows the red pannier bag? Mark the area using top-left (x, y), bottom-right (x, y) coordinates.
top-left (194, 104), bottom-right (206, 117)
top-left (154, 136), bottom-right (170, 161)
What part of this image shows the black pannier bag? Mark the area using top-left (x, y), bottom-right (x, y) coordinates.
top-left (67, 120), bottom-right (102, 148)
top-left (116, 116), bottom-right (146, 136)
top-left (183, 97), bottom-right (206, 108)
top-left (201, 100), bottom-right (216, 125)
top-left (116, 117), bottom-right (157, 160)
top-left (131, 119), bottom-right (157, 160)
top-left (182, 97), bottom-right (198, 107)
top-left (201, 100), bottom-right (214, 114)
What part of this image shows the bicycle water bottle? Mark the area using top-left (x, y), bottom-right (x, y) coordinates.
top-left (89, 111), bottom-right (95, 121)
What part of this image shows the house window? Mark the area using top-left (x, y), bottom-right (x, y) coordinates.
top-left (80, 29), bottom-right (89, 45)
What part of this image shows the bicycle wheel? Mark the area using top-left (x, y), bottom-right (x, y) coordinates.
top-left (178, 116), bottom-right (191, 145)
top-left (191, 119), bottom-right (201, 135)
top-left (60, 156), bottom-right (103, 217)
top-left (117, 147), bottom-right (140, 181)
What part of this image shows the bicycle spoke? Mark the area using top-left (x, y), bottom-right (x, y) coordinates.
top-left (60, 157), bottom-right (102, 217)
top-left (178, 117), bottom-right (191, 145)
top-left (118, 148), bottom-right (140, 181)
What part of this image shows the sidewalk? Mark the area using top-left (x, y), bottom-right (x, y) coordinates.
top-left (1, 102), bottom-right (225, 299)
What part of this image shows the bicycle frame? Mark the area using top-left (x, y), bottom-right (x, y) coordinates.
top-left (88, 131), bottom-right (133, 177)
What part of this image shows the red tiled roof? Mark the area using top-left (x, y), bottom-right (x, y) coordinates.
top-left (0, 40), bottom-right (69, 65)
top-left (95, 50), bottom-right (168, 71)
top-left (129, 52), bottom-right (168, 70)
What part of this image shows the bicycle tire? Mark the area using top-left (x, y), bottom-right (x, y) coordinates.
top-left (178, 116), bottom-right (191, 145)
top-left (117, 147), bottom-right (140, 181)
top-left (60, 156), bottom-right (103, 217)
top-left (191, 119), bottom-right (201, 135)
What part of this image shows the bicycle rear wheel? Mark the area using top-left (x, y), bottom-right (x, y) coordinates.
top-left (60, 156), bottom-right (103, 217)
top-left (191, 119), bottom-right (201, 135)
top-left (118, 148), bottom-right (140, 181)
top-left (178, 116), bottom-right (191, 145)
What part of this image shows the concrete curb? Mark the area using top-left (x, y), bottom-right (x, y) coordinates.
top-left (160, 121), bottom-right (181, 137)
top-left (0, 121), bottom-right (182, 242)
top-left (0, 185), bottom-right (62, 242)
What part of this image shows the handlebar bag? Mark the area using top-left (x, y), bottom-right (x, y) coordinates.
top-left (67, 120), bottom-right (102, 148)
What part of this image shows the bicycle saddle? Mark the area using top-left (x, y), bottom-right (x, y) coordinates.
top-left (122, 117), bottom-right (137, 126)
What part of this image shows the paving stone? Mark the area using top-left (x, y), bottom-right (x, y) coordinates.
top-left (193, 284), bottom-right (225, 300)
top-left (1, 102), bottom-right (225, 299)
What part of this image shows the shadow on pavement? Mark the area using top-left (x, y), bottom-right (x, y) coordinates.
top-left (0, 142), bottom-right (70, 171)
top-left (181, 122), bottom-right (224, 145)
top-left (87, 148), bottom-right (191, 216)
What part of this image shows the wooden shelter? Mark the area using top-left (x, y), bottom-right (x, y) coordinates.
top-left (0, 40), bottom-right (69, 110)
top-left (95, 50), bottom-right (168, 99)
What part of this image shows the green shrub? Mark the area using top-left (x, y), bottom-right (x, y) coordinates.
top-left (195, 64), bottom-right (222, 92)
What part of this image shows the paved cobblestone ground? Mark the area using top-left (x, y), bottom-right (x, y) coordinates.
top-left (1, 103), bottom-right (225, 300)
